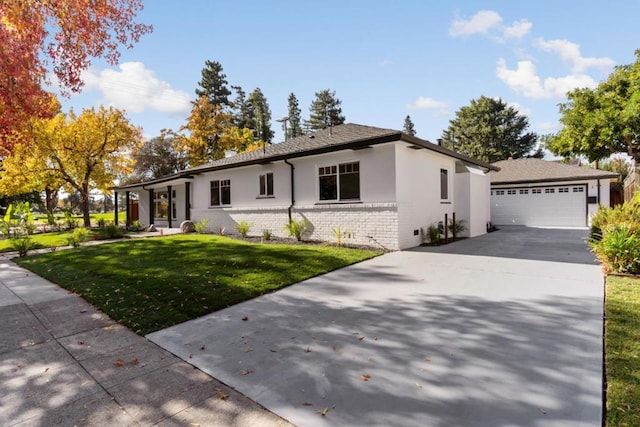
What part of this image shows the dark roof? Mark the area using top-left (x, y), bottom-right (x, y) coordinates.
top-left (490, 158), bottom-right (619, 184)
top-left (115, 123), bottom-right (497, 190)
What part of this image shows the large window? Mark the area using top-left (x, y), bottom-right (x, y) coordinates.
top-left (154, 191), bottom-right (169, 218)
top-left (319, 161), bottom-right (360, 201)
top-left (210, 179), bottom-right (231, 206)
top-left (440, 169), bottom-right (449, 200)
top-left (259, 173), bottom-right (274, 196)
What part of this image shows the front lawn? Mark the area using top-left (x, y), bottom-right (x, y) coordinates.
top-left (16, 234), bottom-right (381, 334)
top-left (605, 275), bottom-right (640, 426)
top-left (0, 231), bottom-right (96, 253)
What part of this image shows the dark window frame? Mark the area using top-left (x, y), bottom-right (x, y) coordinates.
top-left (440, 168), bottom-right (449, 200)
top-left (259, 172), bottom-right (274, 197)
top-left (318, 161), bottom-right (360, 201)
top-left (210, 179), bottom-right (231, 206)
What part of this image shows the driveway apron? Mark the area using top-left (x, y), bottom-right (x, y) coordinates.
top-left (148, 226), bottom-right (604, 427)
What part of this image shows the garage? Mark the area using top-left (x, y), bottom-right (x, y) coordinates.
top-left (491, 184), bottom-right (587, 227)
top-left (490, 159), bottom-right (618, 228)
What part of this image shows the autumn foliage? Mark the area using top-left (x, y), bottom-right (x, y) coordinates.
top-left (0, 0), bottom-right (152, 155)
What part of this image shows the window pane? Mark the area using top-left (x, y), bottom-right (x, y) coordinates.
top-left (340, 172), bottom-right (360, 199)
top-left (221, 180), bottom-right (231, 204)
top-left (210, 181), bottom-right (220, 206)
top-left (440, 169), bottom-right (448, 199)
top-left (319, 175), bottom-right (337, 200)
top-left (259, 175), bottom-right (266, 195)
top-left (266, 173), bottom-right (274, 196)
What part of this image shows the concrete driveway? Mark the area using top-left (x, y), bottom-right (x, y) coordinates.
top-left (149, 226), bottom-right (604, 427)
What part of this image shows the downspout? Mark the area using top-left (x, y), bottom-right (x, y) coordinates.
top-left (284, 159), bottom-right (295, 222)
top-left (597, 179), bottom-right (601, 205)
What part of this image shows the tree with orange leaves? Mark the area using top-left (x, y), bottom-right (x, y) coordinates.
top-left (0, 0), bottom-right (152, 155)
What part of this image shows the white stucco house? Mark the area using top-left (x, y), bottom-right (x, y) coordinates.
top-left (490, 158), bottom-right (619, 227)
top-left (114, 124), bottom-right (497, 250)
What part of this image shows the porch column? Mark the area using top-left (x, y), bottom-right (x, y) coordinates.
top-left (167, 185), bottom-right (173, 228)
top-left (114, 191), bottom-right (119, 225)
top-left (148, 189), bottom-right (154, 225)
top-left (125, 191), bottom-right (131, 227)
top-left (185, 181), bottom-right (191, 221)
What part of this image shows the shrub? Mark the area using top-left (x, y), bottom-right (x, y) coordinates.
top-left (330, 227), bottom-right (351, 247)
top-left (236, 221), bottom-right (251, 238)
top-left (590, 223), bottom-right (640, 274)
top-left (63, 209), bottom-right (78, 230)
top-left (97, 218), bottom-right (107, 228)
top-left (215, 225), bottom-right (226, 236)
top-left (10, 235), bottom-right (34, 257)
top-left (425, 224), bottom-right (441, 244)
top-left (194, 219), bottom-right (209, 234)
top-left (262, 229), bottom-right (272, 241)
top-left (284, 219), bottom-right (310, 242)
top-left (97, 223), bottom-right (124, 239)
top-left (448, 219), bottom-right (467, 238)
top-left (129, 220), bottom-right (143, 231)
top-left (66, 227), bottom-right (90, 248)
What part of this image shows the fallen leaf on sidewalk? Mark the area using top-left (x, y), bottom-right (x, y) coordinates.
top-left (113, 359), bottom-right (125, 367)
top-left (317, 407), bottom-right (329, 416)
top-left (241, 370), bottom-right (254, 375)
top-left (358, 336), bottom-right (365, 341)
top-left (217, 391), bottom-right (229, 400)
top-left (302, 402), bottom-right (313, 406)
top-left (304, 347), bottom-right (312, 353)
top-left (129, 357), bottom-right (139, 365)
top-left (200, 345), bottom-right (206, 350)
top-left (242, 346), bottom-right (253, 353)
top-left (361, 374), bottom-right (371, 382)
top-left (241, 316), bottom-right (248, 321)
top-left (538, 408), bottom-right (547, 415)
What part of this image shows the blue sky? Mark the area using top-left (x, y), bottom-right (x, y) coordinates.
top-left (58, 1), bottom-right (640, 145)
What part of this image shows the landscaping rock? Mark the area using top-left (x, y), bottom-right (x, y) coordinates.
top-left (180, 221), bottom-right (195, 233)
top-left (147, 224), bottom-right (157, 232)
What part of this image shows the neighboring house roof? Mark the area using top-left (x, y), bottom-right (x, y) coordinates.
top-left (115, 123), bottom-right (498, 190)
top-left (490, 158), bottom-right (619, 185)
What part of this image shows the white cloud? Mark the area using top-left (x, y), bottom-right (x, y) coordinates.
top-left (534, 38), bottom-right (614, 73)
top-left (536, 121), bottom-right (562, 132)
top-left (449, 10), bottom-right (502, 37)
top-left (379, 59), bottom-right (394, 66)
top-left (496, 58), bottom-right (599, 99)
top-left (407, 96), bottom-right (449, 110)
top-left (449, 11), bottom-right (531, 41)
top-left (506, 101), bottom-right (531, 116)
top-left (81, 62), bottom-right (191, 114)
top-left (503, 19), bottom-right (533, 39)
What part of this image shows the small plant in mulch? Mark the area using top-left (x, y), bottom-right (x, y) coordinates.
top-left (235, 221), bottom-right (251, 238)
top-left (284, 219), bottom-right (310, 242)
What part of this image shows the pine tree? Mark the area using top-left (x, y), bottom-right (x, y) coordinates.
top-left (403, 115), bottom-right (416, 136)
top-left (441, 96), bottom-right (538, 163)
top-left (231, 85), bottom-right (255, 130)
top-left (248, 88), bottom-right (274, 144)
top-left (195, 60), bottom-right (232, 110)
top-left (287, 92), bottom-right (303, 139)
top-left (304, 89), bottom-right (345, 131)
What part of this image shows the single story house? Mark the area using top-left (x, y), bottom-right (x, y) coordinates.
top-left (490, 158), bottom-right (619, 227)
top-left (114, 124), bottom-right (498, 250)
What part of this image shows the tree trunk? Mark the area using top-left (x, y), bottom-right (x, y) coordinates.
top-left (44, 187), bottom-right (59, 214)
top-left (80, 184), bottom-right (91, 227)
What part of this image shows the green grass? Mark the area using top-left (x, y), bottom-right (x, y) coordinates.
top-left (0, 231), bottom-right (97, 253)
top-left (605, 275), bottom-right (640, 426)
top-left (15, 234), bottom-right (381, 335)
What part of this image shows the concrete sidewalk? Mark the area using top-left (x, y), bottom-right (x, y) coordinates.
top-left (0, 257), bottom-right (290, 426)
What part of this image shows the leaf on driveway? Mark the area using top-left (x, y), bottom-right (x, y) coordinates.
top-left (361, 374), bottom-right (371, 381)
top-left (242, 346), bottom-right (253, 353)
top-left (358, 336), bottom-right (365, 341)
top-left (217, 391), bottom-right (229, 400)
top-left (200, 345), bottom-right (206, 350)
top-left (317, 407), bottom-right (329, 416)
top-left (128, 357), bottom-right (139, 365)
top-left (538, 408), bottom-right (547, 415)
top-left (302, 402), bottom-right (313, 406)
top-left (270, 349), bottom-right (278, 353)
top-left (241, 369), bottom-right (254, 375)
top-left (424, 357), bottom-right (431, 362)
top-left (304, 347), bottom-right (312, 353)
top-left (416, 382), bottom-right (422, 388)
top-left (241, 316), bottom-right (249, 321)
top-left (113, 358), bottom-right (125, 367)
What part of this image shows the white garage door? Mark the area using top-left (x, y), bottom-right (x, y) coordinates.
top-left (491, 185), bottom-right (587, 227)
